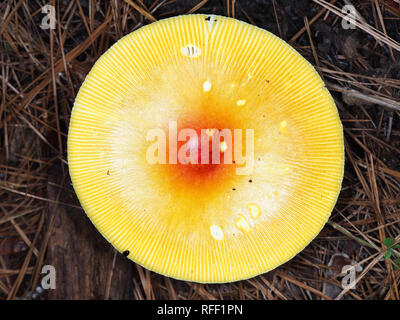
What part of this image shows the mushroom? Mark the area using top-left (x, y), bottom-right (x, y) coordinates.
top-left (68, 15), bottom-right (344, 283)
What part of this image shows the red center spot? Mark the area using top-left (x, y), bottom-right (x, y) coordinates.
top-left (172, 128), bottom-right (232, 176)
top-left (161, 118), bottom-right (237, 191)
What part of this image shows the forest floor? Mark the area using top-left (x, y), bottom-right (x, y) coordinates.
top-left (0, 0), bottom-right (400, 300)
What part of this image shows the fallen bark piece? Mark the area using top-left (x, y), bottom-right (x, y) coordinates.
top-left (45, 166), bottom-right (133, 299)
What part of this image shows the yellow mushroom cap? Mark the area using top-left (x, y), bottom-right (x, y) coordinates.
top-left (68, 15), bottom-right (344, 283)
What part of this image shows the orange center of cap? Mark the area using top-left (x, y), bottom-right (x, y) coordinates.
top-left (160, 116), bottom-right (242, 197)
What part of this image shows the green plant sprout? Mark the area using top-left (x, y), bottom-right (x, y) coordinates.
top-left (384, 238), bottom-right (400, 270)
